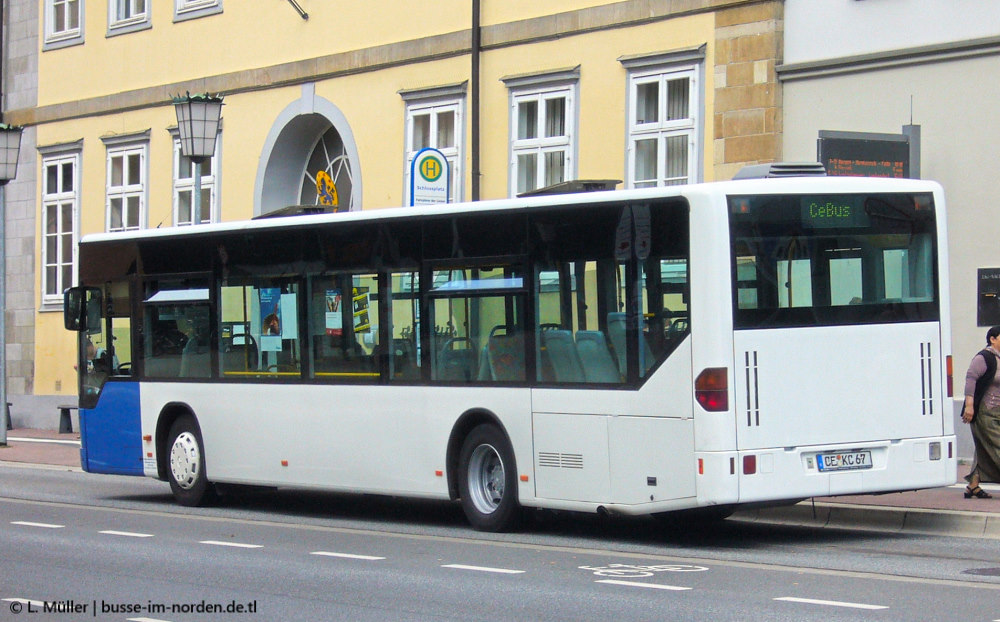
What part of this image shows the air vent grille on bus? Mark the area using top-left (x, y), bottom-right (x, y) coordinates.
top-left (732, 162), bottom-right (827, 180)
top-left (538, 452), bottom-right (584, 469)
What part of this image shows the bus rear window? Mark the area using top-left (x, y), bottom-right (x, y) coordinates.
top-left (728, 193), bottom-right (938, 328)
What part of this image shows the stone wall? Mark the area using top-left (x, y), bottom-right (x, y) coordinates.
top-left (3, 0), bottom-right (39, 408)
top-left (714, 1), bottom-right (783, 180)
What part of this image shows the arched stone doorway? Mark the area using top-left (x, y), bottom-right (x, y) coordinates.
top-left (255, 85), bottom-right (362, 216)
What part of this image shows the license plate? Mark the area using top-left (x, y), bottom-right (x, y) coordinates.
top-left (817, 450), bottom-right (873, 472)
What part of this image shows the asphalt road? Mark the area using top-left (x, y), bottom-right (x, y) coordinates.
top-left (1, 465), bottom-right (999, 622)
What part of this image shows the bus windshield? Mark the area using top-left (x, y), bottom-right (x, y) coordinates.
top-left (729, 192), bottom-right (938, 328)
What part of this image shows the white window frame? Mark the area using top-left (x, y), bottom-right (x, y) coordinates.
top-left (44, 0), bottom-right (85, 50)
top-left (104, 135), bottom-right (149, 232)
top-left (502, 68), bottom-right (579, 197)
top-left (40, 150), bottom-right (81, 308)
top-left (171, 130), bottom-right (221, 225)
top-left (108, 0), bottom-right (151, 35)
top-left (400, 82), bottom-right (466, 206)
top-left (174, 0), bottom-right (222, 22)
top-left (621, 48), bottom-right (704, 189)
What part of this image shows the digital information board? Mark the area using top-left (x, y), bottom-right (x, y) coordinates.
top-left (817, 131), bottom-right (910, 179)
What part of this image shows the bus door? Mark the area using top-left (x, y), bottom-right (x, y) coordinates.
top-left (66, 278), bottom-right (140, 475)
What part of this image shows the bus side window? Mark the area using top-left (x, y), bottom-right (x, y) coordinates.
top-left (307, 273), bottom-right (379, 382)
top-left (219, 279), bottom-right (301, 378)
top-left (535, 261), bottom-right (623, 385)
top-left (389, 271), bottom-right (421, 381)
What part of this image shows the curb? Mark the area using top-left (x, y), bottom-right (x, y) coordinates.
top-left (733, 502), bottom-right (1000, 540)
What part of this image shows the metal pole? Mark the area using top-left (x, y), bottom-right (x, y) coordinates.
top-left (1, 183), bottom-right (8, 445)
top-left (471, 0), bottom-right (481, 201)
top-left (193, 160), bottom-right (202, 223)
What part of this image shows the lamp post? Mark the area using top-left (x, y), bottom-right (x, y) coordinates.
top-left (172, 93), bottom-right (223, 224)
top-left (0, 123), bottom-right (23, 446)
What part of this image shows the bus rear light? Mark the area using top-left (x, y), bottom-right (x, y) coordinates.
top-left (695, 367), bottom-right (728, 411)
top-left (743, 455), bottom-right (757, 475)
top-left (698, 458), bottom-right (704, 475)
top-left (948, 442), bottom-right (953, 459)
top-left (946, 355), bottom-right (953, 397)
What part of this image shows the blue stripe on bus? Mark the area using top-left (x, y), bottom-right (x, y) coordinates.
top-left (79, 382), bottom-right (143, 476)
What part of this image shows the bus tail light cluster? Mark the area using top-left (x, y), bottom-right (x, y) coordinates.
top-left (946, 355), bottom-right (953, 397)
top-left (695, 368), bottom-right (728, 411)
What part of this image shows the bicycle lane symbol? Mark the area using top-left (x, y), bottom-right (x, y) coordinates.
top-left (579, 563), bottom-right (709, 578)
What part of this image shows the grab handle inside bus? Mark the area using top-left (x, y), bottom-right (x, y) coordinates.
top-left (64, 286), bottom-right (103, 332)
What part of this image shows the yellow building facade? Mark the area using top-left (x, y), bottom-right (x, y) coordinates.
top-left (8, 0), bottom-right (783, 407)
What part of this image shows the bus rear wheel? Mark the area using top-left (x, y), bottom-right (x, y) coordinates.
top-left (166, 415), bottom-right (216, 506)
top-left (458, 424), bottom-right (521, 532)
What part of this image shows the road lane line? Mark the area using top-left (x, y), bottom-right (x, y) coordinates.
top-left (441, 564), bottom-right (525, 574)
top-left (311, 551), bottom-right (385, 560)
top-left (595, 579), bottom-right (692, 591)
top-left (775, 596), bottom-right (888, 610)
top-left (199, 540), bottom-right (262, 549)
top-left (100, 530), bottom-right (154, 538)
top-left (10, 521), bottom-right (64, 529)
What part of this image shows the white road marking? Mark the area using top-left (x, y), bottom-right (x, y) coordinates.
top-left (10, 521), bottom-right (64, 529)
top-left (199, 540), bottom-right (262, 549)
top-left (100, 530), bottom-right (155, 538)
top-left (775, 596), bottom-right (888, 610)
top-left (441, 564), bottom-right (525, 574)
top-left (595, 579), bottom-right (692, 591)
top-left (311, 551), bottom-right (385, 561)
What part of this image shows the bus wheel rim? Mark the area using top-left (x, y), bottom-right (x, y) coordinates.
top-left (468, 444), bottom-right (504, 514)
top-left (169, 432), bottom-right (201, 490)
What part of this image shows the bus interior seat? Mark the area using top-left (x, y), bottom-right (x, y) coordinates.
top-left (438, 337), bottom-right (478, 382)
top-left (607, 312), bottom-right (655, 375)
top-left (480, 325), bottom-right (525, 382)
top-left (539, 329), bottom-right (585, 383)
top-left (575, 330), bottom-right (621, 383)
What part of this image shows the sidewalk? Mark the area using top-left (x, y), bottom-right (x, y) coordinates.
top-left (0, 428), bottom-right (82, 469)
top-left (2, 428), bottom-right (1000, 537)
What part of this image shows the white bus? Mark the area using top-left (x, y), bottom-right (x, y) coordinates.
top-left (65, 172), bottom-right (956, 531)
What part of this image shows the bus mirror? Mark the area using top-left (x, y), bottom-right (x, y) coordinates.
top-left (64, 287), bottom-right (102, 332)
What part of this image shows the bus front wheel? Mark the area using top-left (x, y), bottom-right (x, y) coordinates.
top-left (166, 416), bottom-right (216, 506)
top-left (457, 424), bottom-right (521, 532)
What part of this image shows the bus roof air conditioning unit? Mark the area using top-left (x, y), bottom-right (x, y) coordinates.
top-left (732, 162), bottom-right (827, 180)
top-left (517, 179), bottom-right (621, 197)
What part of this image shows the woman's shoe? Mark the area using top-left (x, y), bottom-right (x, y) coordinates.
top-left (965, 485), bottom-right (993, 499)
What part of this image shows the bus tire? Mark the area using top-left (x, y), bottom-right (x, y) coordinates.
top-left (458, 424), bottom-right (521, 532)
top-left (166, 415), bottom-right (216, 507)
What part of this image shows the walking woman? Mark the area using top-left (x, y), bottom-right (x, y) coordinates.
top-left (962, 325), bottom-right (1000, 499)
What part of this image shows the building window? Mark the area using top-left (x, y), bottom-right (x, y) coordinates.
top-left (172, 133), bottom-right (219, 225)
top-left (502, 68), bottom-right (578, 197)
top-left (400, 83), bottom-right (466, 206)
top-left (625, 60), bottom-right (701, 188)
top-left (510, 88), bottom-right (574, 196)
top-left (44, 0), bottom-right (84, 49)
top-left (174, 0), bottom-right (222, 22)
top-left (108, 0), bottom-right (150, 35)
top-left (105, 142), bottom-right (147, 232)
top-left (41, 153), bottom-right (79, 306)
